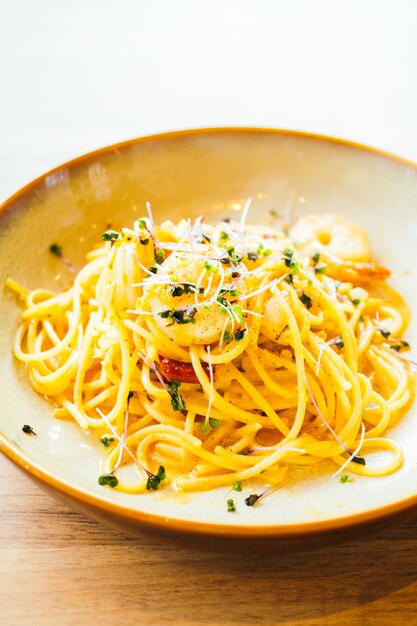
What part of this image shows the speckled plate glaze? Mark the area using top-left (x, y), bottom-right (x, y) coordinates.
top-left (1, 128), bottom-right (417, 551)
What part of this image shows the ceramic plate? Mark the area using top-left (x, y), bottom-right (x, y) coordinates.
top-left (1, 128), bottom-right (417, 550)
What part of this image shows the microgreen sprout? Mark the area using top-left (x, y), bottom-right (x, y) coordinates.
top-left (299, 291), bottom-right (313, 310)
top-left (166, 380), bottom-right (186, 411)
top-left (227, 498), bottom-right (236, 512)
top-left (22, 424), bottom-right (36, 435)
top-left (223, 330), bottom-right (233, 343)
top-left (245, 494), bottom-right (260, 506)
top-left (49, 243), bottom-right (62, 257)
top-left (340, 474), bottom-right (352, 483)
top-left (102, 230), bottom-right (121, 242)
top-left (234, 329), bottom-right (246, 341)
top-left (101, 436), bottom-right (115, 448)
top-left (170, 283), bottom-right (204, 297)
top-left (197, 418), bottom-right (221, 435)
top-left (158, 307), bottom-right (197, 325)
top-left (146, 465), bottom-right (166, 491)
top-left (98, 474), bottom-right (118, 488)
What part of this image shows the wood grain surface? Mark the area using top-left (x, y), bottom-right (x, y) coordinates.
top-left (2, 451), bottom-right (417, 626)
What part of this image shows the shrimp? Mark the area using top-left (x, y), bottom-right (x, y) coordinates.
top-left (324, 260), bottom-right (390, 285)
top-left (289, 214), bottom-right (390, 284)
top-left (289, 214), bottom-right (370, 262)
top-left (142, 250), bottom-right (246, 347)
top-left (261, 292), bottom-right (289, 341)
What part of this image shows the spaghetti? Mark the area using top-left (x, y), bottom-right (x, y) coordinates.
top-left (7, 210), bottom-right (415, 495)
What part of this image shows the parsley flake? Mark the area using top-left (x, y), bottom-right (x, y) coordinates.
top-left (232, 481), bottom-right (242, 492)
top-left (340, 474), bottom-right (352, 484)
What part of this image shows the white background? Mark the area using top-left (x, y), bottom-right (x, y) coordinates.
top-left (1, 0), bottom-right (417, 202)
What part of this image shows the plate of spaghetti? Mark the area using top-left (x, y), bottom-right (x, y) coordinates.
top-left (1, 128), bottom-right (417, 550)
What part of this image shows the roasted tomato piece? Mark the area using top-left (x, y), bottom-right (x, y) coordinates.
top-left (159, 357), bottom-right (210, 383)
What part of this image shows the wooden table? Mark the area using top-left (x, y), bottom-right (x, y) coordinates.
top-left (2, 451), bottom-right (417, 626)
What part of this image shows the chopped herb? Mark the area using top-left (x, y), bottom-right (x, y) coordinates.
top-left (149, 265), bottom-right (158, 274)
top-left (247, 251), bottom-right (258, 261)
top-left (222, 245), bottom-right (243, 266)
top-left (140, 237), bottom-right (150, 245)
top-left (170, 283), bottom-right (203, 297)
top-left (282, 248), bottom-right (299, 275)
top-left (307, 278), bottom-right (313, 286)
top-left (219, 287), bottom-right (239, 298)
top-left (202, 233), bottom-right (211, 243)
top-left (284, 274), bottom-right (293, 284)
top-left (220, 231), bottom-right (230, 241)
top-left (155, 249), bottom-right (165, 264)
top-left (401, 340), bottom-right (410, 348)
top-left (232, 480), bottom-right (242, 492)
top-left (167, 380), bottom-right (186, 411)
top-left (101, 436), bottom-right (115, 447)
top-left (380, 328), bottom-right (391, 338)
top-left (227, 498), bottom-right (236, 512)
top-left (223, 329), bottom-right (233, 343)
top-left (138, 219), bottom-right (147, 228)
top-left (198, 421), bottom-right (211, 435)
top-left (22, 424), bottom-right (36, 435)
top-left (333, 337), bottom-right (344, 350)
top-left (102, 230), bottom-right (121, 242)
top-left (299, 291), bottom-right (313, 310)
top-left (204, 261), bottom-right (218, 273)
top-left (234, 329), bottom-right (246, 341)
top-left (311, 252), bottom-right (320, 264)
top-left (390, 344), bottom-right (402, 352)
top-left (245, 494), bottom-right (260, 507)
top-left (340, 474), bottom-right (352, 484)
top-left (256, 243), bottom-right (272, 257)
top-left (237, 448), bottom-right (250, 456)
top-left (359, 315), bottom-right (365, 322)
top-left (49, 243), bottom-right (62, 257)
top-left (315, 265), bottom-right (326, 275)
top-left (351, 298), bottom-right (361, 306)
top-left (232, 305), bottom-right (243, 324)
top-left (158, 307), bottom-right (197, 325)
top-left (146, 465), bottom-right (166, 491)
top-left (98, 474), bottom-right (118, 488)
top-left (198, 418), bottom-right (221, 435)
top-left (352, 455), bottom-right (366, 466)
